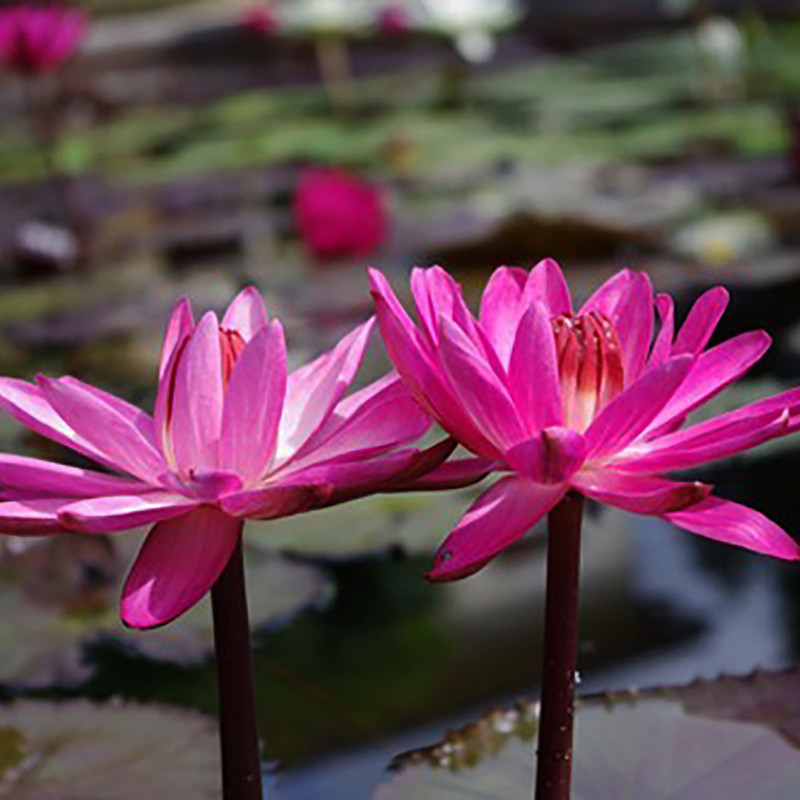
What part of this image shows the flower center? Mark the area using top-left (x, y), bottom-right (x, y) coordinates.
top-left (551, 312), bottom-right (624, 431)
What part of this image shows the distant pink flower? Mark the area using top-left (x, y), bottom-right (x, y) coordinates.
top-left (241, 6), bottom-right (280, 36)
top-left (0, 288), bottom-right (446, 628)
top-left (370, 261), bottom-right (800, 580)
top-left (295, 168), bottom-right (388, 262)
top-left (0, 5), bottom-right (87, 76)
top-left (378, 6), bottom-right (411, 35)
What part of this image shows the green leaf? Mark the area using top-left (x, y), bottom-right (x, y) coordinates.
top-left (0, 700), bottom-right (219, 798)
top-left (375, 671), bottom-right (800, 799)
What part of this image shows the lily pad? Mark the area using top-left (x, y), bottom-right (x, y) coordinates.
top-left (0, 533), bottom-right (333, 685)
top-left (375, 671), bottom-right (800, 799)
top-left (0, 699), bottom-right (219, 799)
top-left (250, 490), bottom-right (475, 560)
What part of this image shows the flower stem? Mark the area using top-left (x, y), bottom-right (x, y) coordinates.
top-left (211, 538), bottom-right (263, 800)
top-left (314, 33), bottom-right (353, 115)
top-left (534, 491), bottom-right (584, 800)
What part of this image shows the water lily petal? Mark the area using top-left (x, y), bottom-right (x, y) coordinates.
top-left (221, 286), bottom-right (268, 341)
top-left (507, 303), bottom-right (563, 431)
top-left (479, 266), bottom-right (528, 364)
top-left (59, 492), bottom-right (196, 534)
top-left (219, 484), bottom-right (323, 519)
top-left (276, 318), bottom-right (374, 461)
top-left (439, 317), bottom-right (526, 454)
top-left (647, 331), bottom-right (772, 435)
top-left (572, 471), bottom-right (711, 514)
top-left (0, 454), bottom-right (145, 498)
top-left (427, 476), bottom-right (566, 581)
top-left (0, 378), bottom-right (114, 467)
top-left (169, 311), bottom-right (224, 474)
top-left (219, 321), bottom-right (286, 482)
top-left (121, 507), bottom-right (243, 629)
top-left (673, 286), bottom-right (729, 356)
top-left (585, 355), bottom-right (694, 459)
top-left (0, 498), bottom-right (71, 535)
top-left (520, 258), bottom-right (572, 316)
top-left (392, 456), bottom-right (494, 491)
top-left (649, 294), bottom-right (674, 368)
top-left (506, 427), bottom-right (587, 484)
top-left (37, 376), bottom-right (166, 482)
top-left (664, 496), bottom-right (800, 560)
top-left (158, 297), bottom-right (194, 380)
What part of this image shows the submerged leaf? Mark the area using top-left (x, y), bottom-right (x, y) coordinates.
top-left (0, 700), bottom-right (219, 799)
top-left (375, 670), bottom-right (800, 799)
top-left (0, 534), bottom-right (333, 685)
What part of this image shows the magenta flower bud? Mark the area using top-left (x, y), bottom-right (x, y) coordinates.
top-left (294, 167), bottom-right (388, 262)
top-left (0, 6), bottom-right (87, 77)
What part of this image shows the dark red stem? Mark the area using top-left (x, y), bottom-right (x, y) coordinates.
top-left (211, 539), bottom-right (264, 800)
top-left (534, 491), bottom-right (584, 800)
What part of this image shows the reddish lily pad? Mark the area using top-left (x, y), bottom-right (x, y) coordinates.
top-left (0, 533), bottom-right (333, 685)
top-left (375, 671), bottom-right (800, 799)
top-left (0, 700), bottom-right (219, 798)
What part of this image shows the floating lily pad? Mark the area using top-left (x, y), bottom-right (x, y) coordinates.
top-left (250, 491), bottom-right (475, 560)
top-left (0, 533), bottom-right (333, 686)
top-left (375, 670), bottom-right (800, 799)
top-left (0, 699), bottom-right (219, 799)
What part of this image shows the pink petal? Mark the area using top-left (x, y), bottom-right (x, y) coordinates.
top-left (286, 374), bottom-right (430, 469)
top-left (411, 266), bottom-right (466, 347)
top-left (571, 471), bottom-right (711, 514)
top-left (317, 438), bottom-right (458, 506)
top-left (519, 258), bottom-right (572, 317)
top-left (610, 405), bottom-right (791, 474)
top-left (37, 376), bottom-right (166, 482)
top-left (59, 492), bottom-right (196, 534)
top-left (0, 454), bottom-right (145, 498)
top-left (585, 355), bottom-right (694, 459)
top-left (391, 456), bottom-right (495, 491)
top-left (663, 496), bottom-right (800, 560)
top-left (121, 507), bottom-right (243, 629)
top-left (370, 269), bottom-right (497, 456)
top-left (0, 377), bottom-right (112, 467)
top-left (581, 269), bottom-right (632, 317)
top-left (169, 311), bottom-right (224, 474)
top-left (221, 286), bottom-right (268, 341)
top-left (673, 286), bottom-right (729, 356)
top-left (277, 318), bottom-right (374, 460)
top-left (219, 483), bottom-right (323, 519)
top-left (219, 321), bottom-right (286, 482)
top-left (427, 476), bottom-right (567, 581)
top-left (507, 303), bottom-right (563, 431)
top-left (438, 317), bottom-right (526, 454)
top-left (158, 297), bottom-right (194, 380)
top-left (479, 266), bottom-right (528, 365)
top-left (0, 498), bottom-right (71, 535)
top-left (646, 331), bottom-right (772, 435)
top-left (648, 294), bottom-right (674, 368)
top-left (613, 271), bottom-right (654, 381)
top-left (506, 427), bottom-right (587, 484)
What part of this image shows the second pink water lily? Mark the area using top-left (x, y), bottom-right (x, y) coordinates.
top-left (0, 288), bottom-right (441, 628)
top-left (370, 261), bottom-right (800, 580)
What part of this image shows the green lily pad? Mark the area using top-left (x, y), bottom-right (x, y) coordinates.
top-left (375, 671), bottom-right (800, 799)
top-left (0, 700), bottom-right (219, 798)
top-left (250, 490), bottom-right (475, 560)
top-left (0, 533), bottom-right (333, 686)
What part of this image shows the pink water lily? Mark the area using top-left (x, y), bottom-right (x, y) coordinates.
top-left (370, 261), bottom-right (800, 581)
top-left (0, 5), bottom-right (87, 76)
top-left (0, 288), bottom-right (443, 628)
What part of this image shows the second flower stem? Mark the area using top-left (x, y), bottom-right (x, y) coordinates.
top-left (534, 491), bottom-right (584, 800)
top-left (211, 538), bottom-right (263, 800)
